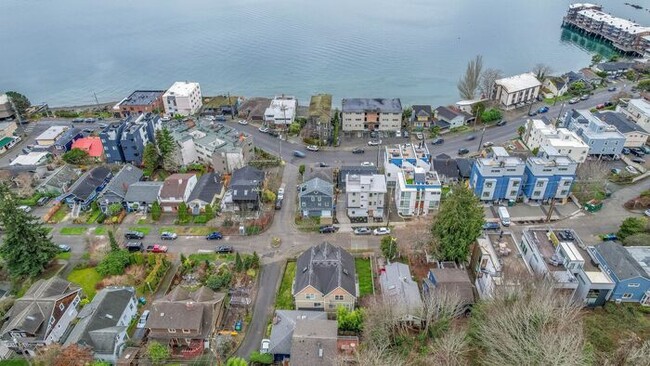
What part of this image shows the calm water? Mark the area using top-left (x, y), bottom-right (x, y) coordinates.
top-left (0, 0), bottom-right (648, 107)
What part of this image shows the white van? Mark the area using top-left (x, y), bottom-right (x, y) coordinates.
top-left (497, 206), bottom-right (511, 226)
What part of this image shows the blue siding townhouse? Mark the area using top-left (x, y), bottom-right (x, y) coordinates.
top-left (60, 166), bottom-right (113, 211)
top-left (563, 109), bottom-right (626, 157)
top-left (100, 122), bottom-right (125, 163)
top-left (470, 147), bottom-right (525, 202)
top-left (590, 242), bottom-right (650, 305)
top-left (523, 146), bottom-right (577, 203)
top-left (120, 114), bottom-right (161, 165)
top-left (53, 127), bottom-right (83, 152)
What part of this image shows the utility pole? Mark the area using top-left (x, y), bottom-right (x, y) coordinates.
top-left (556, 103), bottom-right (566, 126)
top-left (546, 198), bottom-right (556, 222)
top-left (93, 92), bottom-right (100, 108)
top-left (476, 127), bottom-right (487, 152)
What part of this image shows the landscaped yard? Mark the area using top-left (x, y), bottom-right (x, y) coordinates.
top-left (50, 206), bottom-right (69, 223)
top-left (67, 267), bottom-right (102, 299)
top-left (59, 226), bottom-right (88, 235)
top-left (583, 303), bottom-right (650, 356)
top-left (355, 258), bottom-right (373, 297)
top-left (129, 226), bottom-right (151, 235)
top-left (0, 359), bottom-right (29, 366)
top-left (94, 226), bottom-right (107, 235)
top-left (188, 253), bottom-right (235, 262)
top-left (55, 251), bottom-right (71, 260)
top-left (158, 226), bottom-right (216, 236)
top-left (275, 261), bottom-right (296, 310)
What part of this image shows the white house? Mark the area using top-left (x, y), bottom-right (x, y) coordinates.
top-left (264, 95), bottom-right (297, 126)
top-left (523, 119), bottom-right (589, 163)
top-left (542, 76), bottom-right (569, 99)
top-left (163, 81), bottom-right (202, 116)
top-left (492, 73), bottom-right (542, 110)
top-left (346, 174), bottom-right (387, 220)
top-left (617, 98), bottom-right (650, 132)
top-left (395, 168), bottom-right (442, 217)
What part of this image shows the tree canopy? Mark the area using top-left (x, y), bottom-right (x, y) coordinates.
top-left (431, 184), bottom-right (484, 262)
top-left (480, 108), bottom-right (502, 123)
top-left (5, 91), bottom-right (30, 118)
top-left (156, 128), bottom-right (177, 172)
top-left (457, 55), bottom-right (483, 100)
top-left (146, 341), bottom-right (170, 365)
top-left (617, 217), bottom-right (648, 240)
top-left (62, 148), bottom-right (90, 165)
top-left (0, 184), bottom-right (58, 278)
top-left (380, 236), bottom-right (398, 260)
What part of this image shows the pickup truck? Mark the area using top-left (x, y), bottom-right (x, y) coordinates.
top-left (146, 244), bottom-right (168, 253)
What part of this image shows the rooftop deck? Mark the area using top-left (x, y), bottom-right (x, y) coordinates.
top-left (525, 229), bottom-right (570, 273)
top-left (486, 233), bottom-right (528, 275)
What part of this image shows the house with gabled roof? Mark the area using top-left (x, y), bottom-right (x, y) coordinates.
top-left (591, 242), bottom-right (650, 305)
top-left (379, 262), bottom-right (423, 323)
top-left (293, 242), bottom-right (357, 312)
top-left (222, 166), bottom-right (264, 213)
top-left (60, 166), bottom-right (113, 211)
top-left (37, 165), bottom-right (81, 195)
top-left (0, 277), bottom-right (82, 355)
top-left (267, 310), bottom-right (328, 363)
top-left (298, 177), bottom-right (334, 218)
top-left (187, 172), bottom-right (224, 215)
top-left (542, 76), bottom-right (569, 98)
top-left (124, 181), bottom-right (163, 213)
top-left (411, 105), bottom-right (433, 128)
top-left (434, 106), bottom-right (474, 129)
top-left (290, 319), bottom-right (338, 366)
top-left (64, 287), bottom-right (137, 363)
top-left (159, 173), bottom-right (197, 212)
top-left (97, 164), bottom-right (143, 213)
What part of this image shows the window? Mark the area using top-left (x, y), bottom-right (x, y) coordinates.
top-left (59, 303), bottom-right (65, 311)
top-left (335, 295), bottom-right (344, 300)
top-left (182, 329), bottom-right (191, 334)
top-left (533, 190), bottom-right (541, 196)
top-left (536, 182), bottom-right (544, 187)
top-left (564, 181), bottom-right (571, 186)
top-left (622, 293), bottom-right (633, 299)
top-left (168, 329), bottom-right (176, 333)
top-left (311, 197), bottom-right (315, 202)
top-left (560, 190), bottom-right (568, 195)
top-left (482, 192), bottom-right (490, 197)
top-left (510, 190), bottom-right (517, 196)
top-left (628, 283), bottom-right (640, 288)
top-left (314, 303), bottom-right (322, 307)
top-left (485, 182), bottom-right (493, 188)
top-left (305, 294), bottom-right (315, 300)
top-left (512, 181), bottom-right (520, 187)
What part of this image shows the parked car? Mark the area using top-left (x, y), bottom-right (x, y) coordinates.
top-left (206, 232), bottom-right (224, 240)
top-left (278, 187), bottom-right (285, 197)
top-left (293, 150), bottom-right (306, 158)
top-left (604, 101), bottom-right (614, 107)
top-left (260, 339), bottom-right (271, 354)
top-left (631, 157), bottom-right (646, 165)
top-left (601, 233), bottom-right (618, 241)
top-left (353, 227), bottom-right (372, 235)
top-left (458, 148), bottom-right (470, 155)
top-left (146, 244), bottom-right (168, 253)
top-left (622, 147), bottom-right (631, 155)
top-left (496, 120), bottom-right (507, 126)
top-left (607, 86), bottom-right (617, 92)
top-left (125, 242), bottom-right (144, 252)
top-left (403, 131), bottom-right (409, 138)
top-left (395, 130), bottom-right (402, 137)
top-left (367, 140), bottom-right (381, 146)
top-left (72, 118), bottom-right (84, 123)
top-left (319, 225), bottom-right (339, 234)
top-left (483, 141), bottom-right (494, 148)
top-left (537, 106), bottom-right (549, 113)
top-left (466, 135), bottom-right (476, 141)
top-left (57, 244), bottom-right (71, 252)
top-left (234, 319), bottom-right (243, 332)
top-left (137, 310), bottom-right (150, 329)
top-left (369, 131), bottom-right (379, 138)
top-left (306, 145), bottom-right (319, 152)
top-left (373, 227), bottom-right (391, 236)
top-left (580, 94), bottom-right (589, 101)
top-left (528, 111), bottom-right (537, 117)
top-left (432, 138), bottom-right (444, 145)
top-left (625, 165), bottom-right (640, 175)
top-left (361, 161), bottom-right (374, 166)
top-left (630, 148), bottom-right (645, 157)
top-left (84, 118), bottom-right (96, 123)
top-left (258, 126), bottom-right (269, 133)
top-left (17, 205), bottom-right (31, 213)
top-left (482, 222), bottom-right (500, 230)
top-left (610, 168), bottom-right (621, 175)
top-left (568, 97), bottom-right (580, 104)
top-left (641, 146), bottom-right (650, 154)
top-left (215, 115), bottom-right (226, 122)
top-left (98, 123), bottom-right (108, 128)
top-left (645, 209), bottom-right (650, 217)
top-left (160, 232), bottom-right (177, 240)
top-left (557, 230), bottom-right (575, 241)
top-left (415, 132), bottom-right (424, 140)
top-left (216, 245), bottom-right (234, 253)
top-left (238, 120), bottom-right (248, 125)
top-left (125, 231), bottom-right (145, 240)
top-left (596, 103), bottom-right (605, 109)
top-left (275, 198), bottom-right (283, 210)
top-left (352, 147), bottom-right (365, 154)
top-left (319, 162), bottom-right (329, 167)
top-left (36, 196), bottom-right (50, 206)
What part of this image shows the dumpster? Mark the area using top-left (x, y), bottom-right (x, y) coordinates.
top-left (585, 199), bottom-right (603, 213)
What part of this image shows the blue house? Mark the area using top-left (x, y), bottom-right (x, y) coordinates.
top-left (53, 127), bottom-right (83, 152)
top-left (60, 166), bottom-right (113, 211)
top-left (100, 122), bottom-right (125, 163)
top-left (562, 109), bottom-right (626, 157)
top-left (523, 146), bottom-right (577, 202)
top-left (120, 114), bottom-right (161, 165)
top-left (470, 147), bottom-right (525, 202)
top-left (591, 242), bottom-right (650, 305)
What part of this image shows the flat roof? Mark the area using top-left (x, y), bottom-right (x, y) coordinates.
top-left (585, 270), bottom-right (613, 284)
top-left (10, 152), bottom-right (49, 166)
top-left (342, 98), bottom-right (402, 113)
top-left (486, 233), bottom-right (529, 275)
top-left (0, 94), bottom-right (8, 104)
top-left (118, 90), bottom-right (164, 106)
top-left (164, 81), bottom-right (200, 97)
top-left (36, 126), bottom-right (68, 141)
top-left (495, 73), bottom-right (541, 92)
top-left (0, 136), bottom-right (15, 149)
top-left (578, 9), bottom-right (650, 34)
top-left (628, 99), bottom-right (650, 116)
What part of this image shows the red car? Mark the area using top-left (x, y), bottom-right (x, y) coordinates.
top-left (146, 244), bottom-right (168, 253)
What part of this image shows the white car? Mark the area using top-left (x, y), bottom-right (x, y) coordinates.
top-left (137, 310), bottom-right (150, 329)
top-left (258, 126), bottom-right (269, 133)
top-left (238, 120), bottom-right (248, 125)
top-left (260, 339), bottom-right (271, 354)
top-left (306, 145), bottom-right (319, 152)
top-left (368, 140), bottom-right (382, 146)
top-left (373, 227), bottom-right (391, 236)
top-left (483, 141), bottom-right (494, 148)
top-left (625, 165), bottom-right (640, 175)
top-left (395, 130), bottom-right (402, 137)
top-left (18, 205), bottom-right (31, 213)
top-left (361, 162), bottom-right (374, 167)
top-left (645, 209), bottom-right (650, 217)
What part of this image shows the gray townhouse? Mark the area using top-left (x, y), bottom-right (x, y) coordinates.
top-left (298, 177), bottom-right (334, 218)
top-left (563, 109), bottom-right (626, 157)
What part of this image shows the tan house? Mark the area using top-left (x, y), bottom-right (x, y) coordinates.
top-left (293, 242), bottom-right (357, 312)
top-left (158, 173), bottom-right (197, 212)
top-left (542, 76), bottom-right (569, 99)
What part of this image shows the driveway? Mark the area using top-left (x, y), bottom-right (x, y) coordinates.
top-left (235, 260), bottom-right (282, 358)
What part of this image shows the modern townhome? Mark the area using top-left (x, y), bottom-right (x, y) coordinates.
top-left (395, 166), bottom-right (442, 217)
top-left (423, 263), bottom-right (475, 312)
top-left (411, 105), bottom-right (433, 128)
top-left (541, 76), bottom-right (569, 98)
top-left (491, 72), bottom-right (542, 110)
top-left (434, 106), bottom-right (473, 129)
top-left (201, 95), bottom-right (240, 116)
top-left (522, 146), bottom-right (578, 203)
top-left (384, 142), bottom-right (432, 187)
top-left (0, 277), bottom-right (82, 355)
top-left (264, 95), bottom-right (297, 126)
top-left (35, 126), bottom-right (69, 147)
top-left (124, 181), bottom-right (164, 213)
top-left (170, 122), bottom-right (253, 174)
top-left (99, 122), bottom-right (126, 164)
top-left (346, 173), bottom-right (386, 221)
top-left (471, 233), bottom-right (532, 299)
top-left (379, 262), bottom-right (423, 324)
top-left (60, 165), bottom-right (113, 212)
top-left (617, 98), bottom-right (650, 132)
top-left (341, 98), bottom-right (402, 132)
top-left (267, 310), bottom-right (328, 363)
top-left (589, 242), bottom-right (650, 305)
top-left (523, 118), bottom-right (589, 163)
top-left (519, 228), bottom-right (614, 307)
top-left (163, 81), bottom-right (203, 116)
top-left (596, 111), bottom-right (649, 148)
top-left (563, 109), bottom-right (626, 157)
top-left (337, 165), bottom-right (379, 191)
top-left (64, 287), bottom-right (138, 363)
top-left (293, 242), bottom-right (357, 312)
top-left (222, 166), bottom-right (265, 213)
top-left (307, 94), bottom-right (333, 141)
top-left (298, 177), bottom-right (334, 218)
top-left (187, 172), bottom-right (224, 215)
top-left (53, 127), bottom-right (83, 152)
top-left (118, 114), bottom-right (162, 165)
top-left (97, 164), bottom-right (143, 214)
top-left (113, 90), bottom-right (165, 118)
top-left (158, 173), bottom-right (198, 212)
top-left (146, 286), bottom-right (226, 358)
top-left (289, 319), bottom-right (339, 366)
top-left (71, 136), bottom-right (104, 160)
top-left (470, 147), bottom-right (525, 203)
top-left (37, 165), bottom-right (81, 195)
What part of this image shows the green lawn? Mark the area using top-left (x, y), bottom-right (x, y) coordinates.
top-left (158, 227), bottom-right (177, 234)
top-left (94, 226), bottom-right (107, 235)
top-left (584, 303), bottom-right (650, 355)
top-left (67, 267), bottom-right (102, 299)
top-left (85, 208), bottom-right (102, 224)
top-left (188, 253), bottom-right (235, 263)
top-left (129, 226), bottom-right (151, 235)
top-left (276, 261), bottom-right (296, 310)
top-left (0, 359), bottom-right (29, 366)
top-left (355, 258), bottom-right (373, 296)
top-left (55, 251), bottom-right (71, 260)
top-left (50, 206), bottom-right (69, 223)
top-left (137, 217), bottom-right (149, 225)
top-left (59, 226), bottom-right (87, 235)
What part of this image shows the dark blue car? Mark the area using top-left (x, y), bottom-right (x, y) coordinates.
top-left (482, 222), bottom-right (500, 230)
top-left (538, 106), bottom-right (549, 113)
top-left (206, 232), bottom-right (223, 240)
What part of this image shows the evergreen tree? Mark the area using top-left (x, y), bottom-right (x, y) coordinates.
top-left (150, 201), bottom-right (162, 221)
top-left (108, 230), bottom-right (119, 252)
top-left (235, 252), bottom-right (243, 272)
top-left (5, 91), bottom-right (30, 118)
top-left (143, 143), bottom-right (160, 176)
top-left (0, 184), bottom-right (58, 278)
top-left (204, 203), bottom-right (214, 220)
top-left (156, 128), bottom-right (177, 172)
top-left (177, 202), bottom-right (189, 223)
top-left (251, 251), bottom-right (260, 269)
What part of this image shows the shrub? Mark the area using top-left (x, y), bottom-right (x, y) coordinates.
top-left (249, 351), bottom-right (273, 364)
top-left (261, 189), bottom-right (276, 203)
top-left (150, 201), bottom-right (161, 221)
top-left (481, 108), bottom-right (503, 123)
top-left (96, 250), bottom-right (131, 276)
top-left (206, 271), bottom-right (232, 291)
top-left (246, 226), bottom-right (261, 235)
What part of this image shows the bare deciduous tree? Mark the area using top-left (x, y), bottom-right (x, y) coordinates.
top-left (457, 55), bottom-right (483, 100)
top-left (574, 160), bottom-right (610, 202)
top-left (532, 63), bottom-right (553, 80)
top-left (471, 279), bottom-right (585, 366)
top-left (333, 344), bottom-right (407, 366)
top-left (428, 329), bottom-right (470, 366)
top-left (14, 172), bottom-right (35, 197)
top-left (479, 68), bottom-right (503, 99)
top-left (420, 287), bottom-right (466, 337)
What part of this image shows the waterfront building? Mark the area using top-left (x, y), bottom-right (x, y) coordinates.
top-left (563, 109), bottom-right (626, 156)
top-left (264, 95), bottom-right (297, 126)
top-left (434, 106), bottom-right (473, 129)
top-left (596, 111), bottom-right (649, 148)
top-left (411, 105), bottom-right (433, 129)
top-left (341, 98), bottom-right (402, 132)
top-left (307, 94), bottom-right (332, 141)
top-left (469, 147), bottom-right (525, 203)
top-left (523, 119), bottom-right (589, 163)
top-left (346, 174), bottom-right (387, 221)
top-left (617, 98), bottom-right (650, 132)
top-left (491, 73), bottom-right (541, 110)
top-left (163, 81), bottom-right (202, 116)
top-left (113, 90), bottom-right (165, 117)
top-left (523, 146), bottom-right (577, 203)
